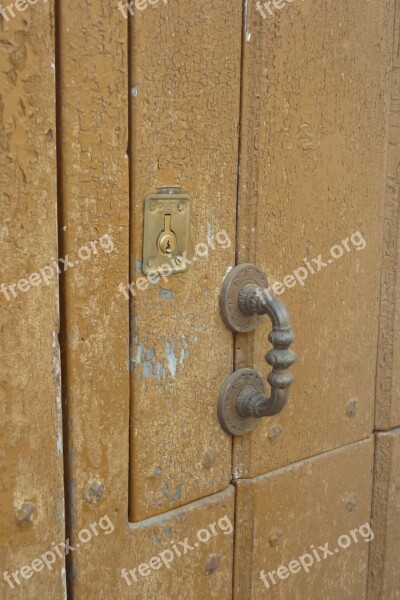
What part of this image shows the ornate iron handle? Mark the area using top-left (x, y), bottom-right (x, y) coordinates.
top-left (218, 264), bottom-right (297, 436)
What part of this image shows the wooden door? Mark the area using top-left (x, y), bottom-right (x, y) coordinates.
top-left (1, 1), bottom-right (399, 599)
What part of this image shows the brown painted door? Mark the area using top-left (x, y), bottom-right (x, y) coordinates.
top-left (1, 1), bottom-right (399, 600)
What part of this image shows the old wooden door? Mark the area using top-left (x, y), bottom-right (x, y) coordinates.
top-left (1, 0), bottom-right (400, 599)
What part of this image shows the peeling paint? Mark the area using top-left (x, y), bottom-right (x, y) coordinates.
top-left (207, 222), bottom-right (213, 244)
top-left (61, 567), bottom-right (67, 600)
top-left (132, 343), bottom-right (145, 371)
top-left (134, 258), bottom-right (142, 274)
top-left (152, 530), bottom-right (161, 544)
top-left (159, 288), bottom-right (173, 299)
top-left (179, 347), bottom-right (186, 366)
top-left (155, 362), bottom-right (167, 379)
top-left (168, 484), bottom-right (182, 504)
top-left (165, 341), bottom-right (178, 377)
top-left (244, 0), bottom-right (250, 42)
top-left (51, 331), bottom-right (63, 458)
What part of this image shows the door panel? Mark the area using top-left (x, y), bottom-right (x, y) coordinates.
top-left (368, 429), bottom-right (400, 599)
top-left (129, 1), bottom-right (242, 520)
top-left (234, 0), bottom-right (394, 478)
top-left (75, 485), bottom-right (234, 599)
top-left (234, 438), bottom-right (374, 599)
top-left (0, 2), bottom-right (66, 598)
top-left (56, 0), bottom-right (130, 592)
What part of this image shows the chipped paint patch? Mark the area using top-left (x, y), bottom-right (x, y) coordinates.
top-left (244, 0), bottom-right (250, 41)
top-left (131, 337), bottom-right (190, 378)
top-left (134, 258), bottom-right (142, 274)
top-left (159, 288), bottom-right (173, 300)
top-left (168, 483), bottom-right (182, 504)
top-left (152, 530), bottom-right (161, 544)
top-left (207, 222), bottom-right (213, 244)
top-left (155, 362), bottom-right (167, 379)
top-left (143, 348), bottom-right (156, 377)
top-left (132, 342), bottom-right (145, 371)
top-left (165, 341), bottom-right (178, 377)
top-left (61, 567), bottom-right (67, 600)
top-left (55, 489), bottom-right (65, 521)
top-left (179, 336), bottom-right (189, 367)
top-left (232, 465), bottom-right (243, 479)
top-left (51, 331), bottom-right (63, 458)
top-left (179, 347), bottom-right (186, 366)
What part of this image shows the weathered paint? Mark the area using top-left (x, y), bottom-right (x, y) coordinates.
top-left (55, 0), bottom-right (237, 597)
top-left (375, 0), bottom-right (400, 431)
top-left (1, 1), bottom-right (399, 598)
top-left (368, 429), bottom-right (400, 598)
top-left (128, 0), bottom-right (242, 521)
top-left (0, 1), bottom-right (66, 598)
top-left (234, 0), bottom-right (394, 480)
top-left (235, 439), bottom-right (374, 599)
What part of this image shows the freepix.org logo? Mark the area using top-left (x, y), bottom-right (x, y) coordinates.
top-left (3, 515), bottom-right (114, 590)
top-left (121, 515), bottom-right (233, 585)
top-left (259, 522), bottom-right (374, 591)
top-left (0, 235), bottom-right (114, 303)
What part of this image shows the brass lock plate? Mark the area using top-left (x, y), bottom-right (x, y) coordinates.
top-left (142, 189), bottom-right (192, 276)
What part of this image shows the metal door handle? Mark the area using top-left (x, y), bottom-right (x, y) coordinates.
top-left (218, 264), bottom-right (297, 436)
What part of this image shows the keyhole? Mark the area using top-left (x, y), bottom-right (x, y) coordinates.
top-left (157, 214), bottom-right (177, 256)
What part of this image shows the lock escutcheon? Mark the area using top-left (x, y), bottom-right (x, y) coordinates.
top-left (142, 188), bottom-right (192, 275)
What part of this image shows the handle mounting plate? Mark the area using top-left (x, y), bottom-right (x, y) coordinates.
top-left (218, 368), bottom-right (265, 436)
top-left (219, 264), bottom-right (268, 333)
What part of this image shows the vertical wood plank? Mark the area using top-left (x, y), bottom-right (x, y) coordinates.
top-left (56, 0), bottom-right (130, 591)
top-left (128, 1), bottom-right (242, 520)
top-left (369, 8), bottom-right (400, 596)
top-left (0, 2), bottom-right (66, 598)
top-left (376, 0), bottom-right (400, 431)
